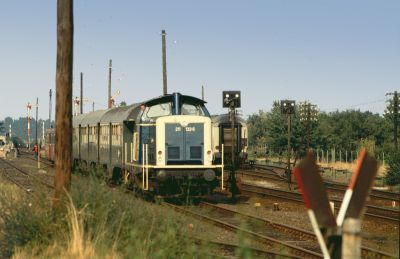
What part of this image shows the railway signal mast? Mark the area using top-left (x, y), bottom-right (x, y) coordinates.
top-left (223, 90), bottom-right (241, 200)
top-left (26, 101), bottom-right (38, 150)
top-left (280, 99), bottom-right (295, 190)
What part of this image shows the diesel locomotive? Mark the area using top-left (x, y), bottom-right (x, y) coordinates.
top-left (70, 93), bottom-right (224, 197)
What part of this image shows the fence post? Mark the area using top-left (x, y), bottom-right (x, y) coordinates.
top-left (339, 150), bottom-right (342, 163)
top-left (326, 149), bottom-right (329, 164)
top-left (351, 151), bottom-right (353, 162)
top-left (382, 152), bottom-right (385, 167)
top-left (342, 218), bottom-right (362, 259)
top-left (317, 148), bottom-right (319, 162)
top-left (332, 148), bottom-right (336, 163)
top-left (346, 150), bottom-right (348, 163)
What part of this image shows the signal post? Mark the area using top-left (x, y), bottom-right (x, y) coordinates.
top-left (223, 91), bottom-right (241, 201)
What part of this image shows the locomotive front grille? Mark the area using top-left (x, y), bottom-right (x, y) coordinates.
top-left (165, 122), bottom-right (204, 164)
top-left (190, 146), bottom-right (202, 159)
top-left (168, 146), bottom-right (180, 159)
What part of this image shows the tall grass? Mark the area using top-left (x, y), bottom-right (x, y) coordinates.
top-left (0, 175), bottom-right (217, 259)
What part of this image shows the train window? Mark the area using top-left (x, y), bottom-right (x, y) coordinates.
top-left (181, 103), bottom-right (205, 116)
top-left (144, 102), bottom-right (172, 118)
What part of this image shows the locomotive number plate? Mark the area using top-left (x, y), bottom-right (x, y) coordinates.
top-left (175, 126), bottom-right (196, 132)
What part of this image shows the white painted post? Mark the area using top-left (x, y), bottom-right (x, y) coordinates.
top-left (342, 218), bottom-right (361, 259)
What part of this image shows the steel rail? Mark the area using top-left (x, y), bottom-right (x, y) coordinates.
top-left (163, 202), bottom-right (323, 258)
top-left (200, 201), bottom-right (397, 258)
top-left (241, 183), bottom-right (400, 224)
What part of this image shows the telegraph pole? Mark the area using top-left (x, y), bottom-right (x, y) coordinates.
top-left (54, 0), bottom-right (73, 208)
top-left (202, 85), bottom-right (204, 101)
top-left (162, 30), bottom-right (168, 95)
top-left (35, 98), bottom-right (38, 147)
top-left (386, 91), bottom-right (399, 151)
top-left (108, 59), bottom-right (112, 108)
top-left (394, 91), bottom-right (398, 152)
top-left (80, 72), bottom-right (83, 114)
top-left (299, 101), bottom-right (318, 151)
top-left (49, 89), bottom-right (52, 128)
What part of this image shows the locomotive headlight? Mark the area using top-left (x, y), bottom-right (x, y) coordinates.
top-left (203, 169), bottom-right (215, 181)
top-left (180, 121), bottom-right (189, 127)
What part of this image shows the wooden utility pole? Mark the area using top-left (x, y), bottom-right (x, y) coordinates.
top-left (49, 89), bottom-right (52, 128)
top-left (54, 0), bottom-right (73, 208)
top-left (35, 98), bottom-right (38, 147)
top-left (386, 91), bottom-right (399, 151)
top-left (108, 59), bottom-right (112, 108)
top-left (393, 91), bottom-right (398, 151)
top-left (162, 30), bottom-right (167, 95)
top-left (202, 85), bottom-right (204, 100)
top-left (80, 72), bottom-right (83, 114)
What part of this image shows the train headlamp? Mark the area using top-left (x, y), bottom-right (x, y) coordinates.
top-left (180, 121), bottom-right (189, 127)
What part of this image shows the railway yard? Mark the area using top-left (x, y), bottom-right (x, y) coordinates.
top-left (1, 2), bottom-right (400, 258)
top-left (1, 152), bottom-right (398, 258)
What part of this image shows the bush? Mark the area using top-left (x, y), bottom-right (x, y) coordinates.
top-left (385, 151), bottom-right (400, 186)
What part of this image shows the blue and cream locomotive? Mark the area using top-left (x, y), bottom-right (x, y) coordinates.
top-left (72, 93), bottom-right (224, 197)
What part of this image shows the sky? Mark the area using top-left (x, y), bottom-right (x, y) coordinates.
top-left (0, 0), bottom-right (399, 121)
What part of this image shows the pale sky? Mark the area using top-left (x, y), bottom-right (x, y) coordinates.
top-left (0, 0), bottom-right (399, 120)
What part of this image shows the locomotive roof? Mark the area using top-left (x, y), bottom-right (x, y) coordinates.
top-left (144, 93), bottom-right (206, 106)
top-left (211, 114), bottom-right (247, 125)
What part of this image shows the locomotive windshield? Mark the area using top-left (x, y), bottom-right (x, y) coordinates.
top-left (181, 103), bottom-right (207, 116)
top-left (145, 102), bottom-right (172, 118)
top-left (141, 93), bottom-right (211, 122)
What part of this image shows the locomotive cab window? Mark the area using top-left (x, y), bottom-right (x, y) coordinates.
top-left (143, 102), bottom-right (172, 119)
top-left (181, 103), bottom-right (206, 116)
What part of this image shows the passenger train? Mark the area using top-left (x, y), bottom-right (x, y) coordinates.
top-left (62, 93), bottom-right (225, 197)
top-left (211, 114), bottom-right (248, 165)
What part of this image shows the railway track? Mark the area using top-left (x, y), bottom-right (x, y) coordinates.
top-left (0, 157), bottom-right (54, 194)
top-left (163, 201), bottom-right (323, 258)
top-left (253, 163), bottom-right (400, 203)
top-left (241, 183), bottom-right (400, 224)
top-left (241, 165), bottom-right (400, 208)
top-left (199, 201), bottom-right (396, 258)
